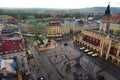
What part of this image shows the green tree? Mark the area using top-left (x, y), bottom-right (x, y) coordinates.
top-left (63, 14), bottom-right (73, 18)
top-left (116, 30), bottom-right (120, 35)
top-left (109, 30), bottom-right (114, 35)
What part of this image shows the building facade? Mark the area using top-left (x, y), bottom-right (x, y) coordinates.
top-left (73, 30), bottom-right (120, 67)
top-left (46, 22), bottom-right (62, 37)
top-left (73, 3), bottom-right (120, 67)
top-left (28, 21), bottom-right (48, 35)
top-left (112, 13), bottom-right (120, 23)
top-left (46, 21), bottom-right (83, 37)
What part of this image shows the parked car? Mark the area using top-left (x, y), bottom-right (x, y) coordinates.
top-left (84, 49), bottom-right (89, 52)
top-left (80, 47), bottom-right (85, 50)
top-left (92, 53), bottom-right (98, 57)
top-left (40, 76), bottom-right (46, 80)
top-left (27, 50), bottom-right (33, 59)
top-left (87, 52), bottom-right (93, 55)
top-left (56, 38), bottom-right (62, 41)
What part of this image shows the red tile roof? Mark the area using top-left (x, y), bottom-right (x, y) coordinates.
top-left (49, 22), bottom-right (61, 26)
top-left (0, 38), bottom-right (25, 53)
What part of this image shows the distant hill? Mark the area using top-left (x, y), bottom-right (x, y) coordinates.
top-left (0, 7), bottom-right (120, 14)
top-left (77, 7), bottom-right (120, 13)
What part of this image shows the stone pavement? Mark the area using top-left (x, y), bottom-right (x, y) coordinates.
top-left (46, 44), bottom-right (78, 80)
top-left (28, 58), bottom-right (38, 80)
top-left (46, 42), bottom-right (96, 80)
top-left (30, 39), bottom-right (96, 80)
top-left (30, 46), bottom-right (60, 80)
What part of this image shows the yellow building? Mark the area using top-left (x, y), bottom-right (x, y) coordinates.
top-left (70, 25), bottom-right (83, 33)
top-left (46, 21), bottom-right (83, 37)
top-left (0, 24), bottom-right (4, 31)
top-left (0, 15), bottom-right (13, 20)
top-left (46, 22), bottom-right (62, 37)
top-left (0, 24), bottom-right (4, 35)
top-left (110, 23), bottom-right (120, 33)
top-left (73, 30), bottom-right (120, 67)
top-left (28, 22), bottom-right (35, 34)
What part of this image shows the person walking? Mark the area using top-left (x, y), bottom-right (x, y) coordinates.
top-left (55, 55), bottom-right (57, 58)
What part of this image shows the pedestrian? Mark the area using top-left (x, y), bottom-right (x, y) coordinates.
top-left (65, 55), bottom-right (67, 59)
top-left (61, 55), bottom-right (64, 60)
top-left (47, 73), bottom-right (51, 79)
top-left (55, 55), bottom-right (57, 58)
top-left (50, 70), bottom-right (52, 74)
top-left (65, 68), bottom-right (68, 73)
top-left (31, 76), bottom-right (33, 80)
top-left (61, 65), bottom-right (64, 71)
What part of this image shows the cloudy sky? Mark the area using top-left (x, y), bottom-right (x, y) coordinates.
top-left (0, 0), bottom-right (120, 9)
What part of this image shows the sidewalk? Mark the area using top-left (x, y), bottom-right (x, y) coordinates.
top-left (28, 58), bottom-right (41, 80)
top-left (15, 52), bottom-right (31, 80)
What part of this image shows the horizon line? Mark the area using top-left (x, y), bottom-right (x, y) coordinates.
top-left (0, 6), bottom-right (120, 9)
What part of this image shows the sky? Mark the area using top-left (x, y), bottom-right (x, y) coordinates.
top-left (0, 0), bottom-right (120, 9)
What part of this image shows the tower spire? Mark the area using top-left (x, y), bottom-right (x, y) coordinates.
top-left (105, 2), bottom-right (110, 16)
top-left (100, 3), bottom-right (111, 33)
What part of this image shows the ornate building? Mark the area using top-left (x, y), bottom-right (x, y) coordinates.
top-left (46, 21), bottom-right (62, 37)
top-left (46, 21), bottom-right (83, 37)
top-left (73, 3), bottom-right (120, 67)
top-left (74, 30), bottom-right (120, 66)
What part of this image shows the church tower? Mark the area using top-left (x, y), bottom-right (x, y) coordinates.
top-left (100, 3), bottom-right (110, 33)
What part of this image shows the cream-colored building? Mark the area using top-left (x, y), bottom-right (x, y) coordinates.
top-left (70, 25), bottom-right (83, 33)
top-left (61, 27), bottom-right (70, 35)
top-left (0, 15), bottom-right (13, 20)
top-left (27, 22), bottom-right (35, 34)
top-left (110, 23), bottom-right (120, 33)
top-left (0, 24), bottom-right (4, 35)
top-left (74, 30), bottom-right (120, 67)
top-left (46, 21), bottom-right (61, 37)
top-left (46, 21), bottom-right (83, 37)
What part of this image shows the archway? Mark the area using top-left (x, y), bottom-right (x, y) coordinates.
top-left (102, 53), bottom-right (106, 58)
top-left (118, 61), bottom-right (120, 66)
top-left (75, 40), bottom-right (77, 43)
top-left (82, 43), bottom-right (85, 46)
top-left (76, 40), bottom-right (78, 44)
top-left (79, 42), bottom-right (82, 47)
top-left (107, 56), bottom-right (113, 62)
top-left (113, 59), bottom-right (118, 64)
top-left (83, 43), bottom-right (85, 46)
top-left (87, 46), bottom-right (90, 50)
top-left (85, 44), bottom-right (87, 48)
top-left (90, 48), bottom-right (93, 51)
top-left (93, 49), bottom-right (97, 53)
